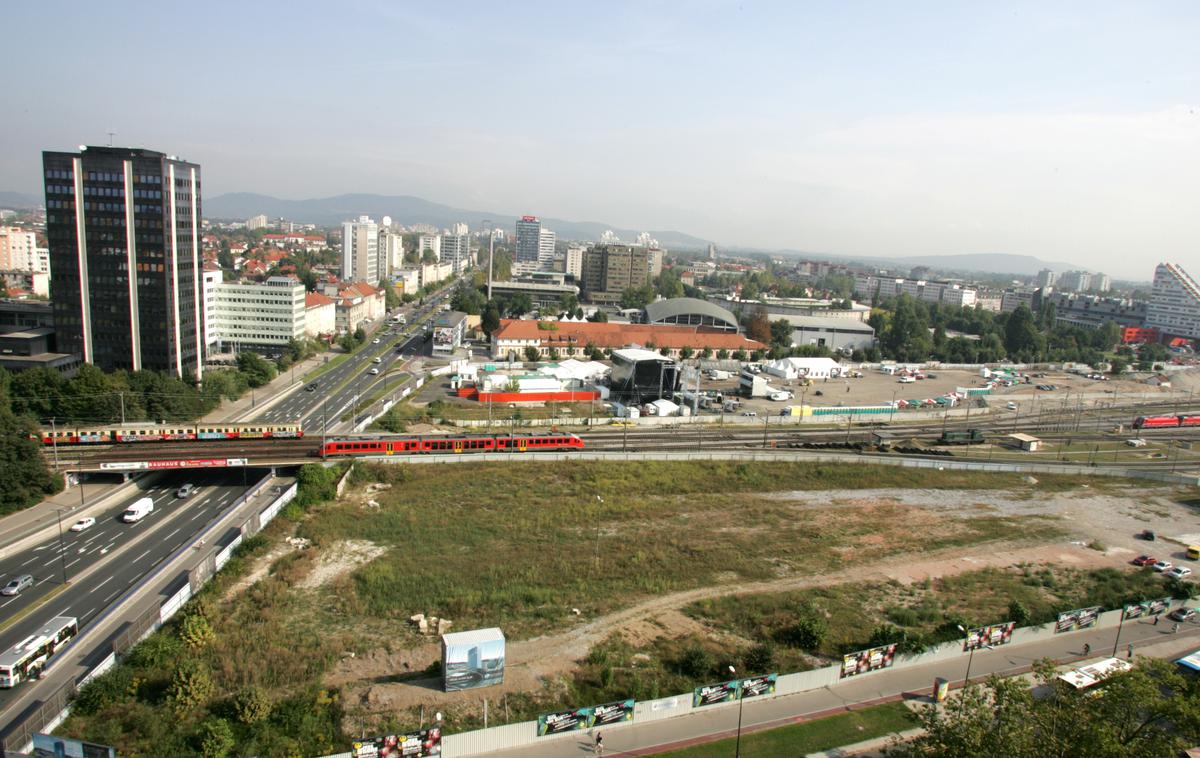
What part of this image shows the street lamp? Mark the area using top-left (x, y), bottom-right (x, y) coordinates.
top-left (956, 625), bottom-right (975, 695)
top-left (55, 508), bottom-right (68, 585)
top-left (728, 665), bottom-right (744, 758)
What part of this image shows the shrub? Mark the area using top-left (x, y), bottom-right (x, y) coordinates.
top-left (168, 659), bottom-right (214, 716)
top-left (180, 613), bottom-right (215, 649)
top-left (235, 686), bottom-right (272, 725)
top-left (745, 642), bottom-right (775, 674)
top-left (676, 645), bottom-right (715, 679)
top-left (776, 616), bottom-right (826, 651)
top-left (72, 667), bottom-right (133, 716)
top-left (1008, 599), bottom-right (1031, 625)
top-left (197, 717), bottom-right (235, 758)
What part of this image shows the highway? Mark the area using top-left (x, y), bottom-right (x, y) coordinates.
top-left (254, 285), bottom-right (457, 431)
top-left (0, 470), bottom-right (264, 711)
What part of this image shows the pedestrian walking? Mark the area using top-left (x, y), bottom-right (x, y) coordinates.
top-left (1174, 622), bottom-right (1181, 634)
top-left (594, 732), bottom-right (604, 755)
top-left (1082, 643), bottom-right (1091, 656)
top-left (1154, 615), bottom-right (1160, 626)
top-left (1128, 643), bottom-right (1135, 659)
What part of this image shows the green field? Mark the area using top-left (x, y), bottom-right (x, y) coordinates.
top-left (656, 700), bottom-right (917, 757)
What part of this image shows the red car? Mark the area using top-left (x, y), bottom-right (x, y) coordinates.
top-left (1131, 555), bottom-right (1158, 567)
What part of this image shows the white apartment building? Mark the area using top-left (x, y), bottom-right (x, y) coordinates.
top-left (0, 227), bottom-right (41, 272)
top-left (202, 267), bottom-right (222, 349)
top-left (1146, 262), bottom-right (1200, 341)
top-left (246, 214), bottom-right (269, 230)
top-left (440, 232), bottom-right (471, 273)
top-left (1058, 271), bottom-right (1093, 292)
top-left (852, 273), bottom-right (977, 307)
top-left (305, 291), bottom-right (336, 338)
top-left (394, 268), bottom-right (421, 295)
top-left (564, 244), bottom-right (585, 279)
top-left (342, 215), bottom-right (380, 282)
top-left (418, 234), bottom-right (441, 261)
top-left (381, 231), bottom-right (406, 272)
top-left (211, 276), bottom-right (306, 351)
top-left (537, 228), bottom-right (557, 269)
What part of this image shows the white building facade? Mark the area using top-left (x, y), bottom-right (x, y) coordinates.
top-left (341, 215), bottom-right (380, 283)
top-left (211, 276), bottom-right (306, 351)
top-left (1146, 262), bottom-right (1200, 341)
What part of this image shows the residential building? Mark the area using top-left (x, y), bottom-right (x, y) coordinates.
top-left (201, 267), bottom-right (221, 349)
top-left (1146, 262), bottom-right (1200, 341)
top-left (210, 276), bottom-right (305, 352)
top-left (563, 244), bottom-right (585, 279)
top-left (432, 310), bottom-right (469, 354)
top-left (1044, 292), bottom-right (1146, 331)
top-left (537, 228), bottom-right (556, 269)
top-left (580, 244), bottom-right (663, 304)
top-left (451, 222), bottom-right (469, 236)
top-left (490, 319), bottom-right (765, 361)
top-left (393, 268), bottom-right (421, 295)
top-left (246, 214), bottom-right (269, 230)
top-left (418, 261), bottom-right (454, 288)
top-left (0, 227), bottom-right (43, 272)
top-left (325, 281), bottom-right (386, 334)
top-left (381, 230), bottom-right (406, 272)
top-left (1057, 270), bottom-right (1093, 292)
top-left (304, 291), bottom-right (336, 338)
top-left (1036, 269), bottom-right (1057, 288)
top-left (515, 215), bottom-right (542, 264)
top-left (852, 273), bottom-right (977, 308)
top-left (341, 215), bottom-right (379, 283)
top-left (440, 231), bottom-right (471, 273)
top-left (43, 146), bottom-right (204, 376)
top-left (0, 270), bottom-right (49, 297)
top-left (1000, 288), bottom-right (1040, 314)
top-left (418, 234), bottom-right (441, 262)
top-left (1096, 274), bottom-right (1112, 293)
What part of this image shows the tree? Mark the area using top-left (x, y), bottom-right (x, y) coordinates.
top-left (481, 303), bottom-right (501, 336)
top-left (883, 295), bottom-right (932, 362)
top-left (452, 284), bottom-right (486, 315)
top-left (745, 307), bottom-right (771, 344)
top-left (234, 686), bottom-right (272, 725)
top-left (1003, 306), bottom-right (1044, 361)
top-left (379, 279), bottom-right (400, 310)
top-left (168, 658), bottom-right (214, 716)
top-left (769, 319), bottom-right (793, 350)
top-left (680, 346), bottom-right (694, 359)
top-left (236, 351), bottom-right (277, 388)
top-left (506, 293), bottom-right (533, 317)
top-left (654, 269), bottom-right (685, 300)
top-left (619, 285), bottom-right (655, 310)
top-left (717, 349), bottom-right (729, 359)
top-left (677, 645), bottom-right (715, 679)
top-left (893, 658), bottom-right (1200, 757)
top-left (180, 612), bottom-right (214, 649)
top-left (1110, 357), bottom-right (1128, 375)
top-left (776, 615), bottom-right (826, 650)
top-left (588, 309), bottom-right (609, 323)
top-left (197, 717), bottom-right (235, 758)
top-left (523, 346), bottom-right (540, 362)
top-left (421, 248), bottom-right (438, 264)
top-left (745, 642), bottom-right (775, 674)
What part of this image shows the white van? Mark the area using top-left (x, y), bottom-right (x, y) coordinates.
top-left (122, 497), bottom-right (154, 523)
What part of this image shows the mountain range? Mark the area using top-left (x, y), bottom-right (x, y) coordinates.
top-left (3, 188), bottom-right (1097, 278)
top-left (203, 192), bottom-right (714, 250)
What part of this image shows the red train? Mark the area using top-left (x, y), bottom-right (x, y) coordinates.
top-left (318, 433), bottom-right (585, 457)
top-left (1133, 415), bottom-right (1200, 430)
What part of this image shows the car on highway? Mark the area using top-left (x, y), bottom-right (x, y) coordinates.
top-left (1006, 402), bottom-right (1018, 410)
top-left (1152, 560), bottom-right (1173, 572)
top-left (1131, 555), bottom-right (1157, 567)
top-left (306, 383), bottom-right (319, 392)
top-left (1166, 566), bottom-right (1193, 581)
top-left (372, 356), bottom-right (382, 363)
top-left (69, 517), bottom-right (96, 532)
top-left (176, 483), bottom-right (196, 498)
top-left (369, 368), bottom-right (380, 375)
top-left (1, 575), bottom-right (34, 596)
top-left (372, 338), bottom-right (381, 344)
top-left (1168, 607), bottom-right (1197, 622)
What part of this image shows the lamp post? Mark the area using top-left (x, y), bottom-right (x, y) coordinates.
top-left (956, 625), bottom-right (976, 695)
top-left (1112, 606), bottom-right (1128, 657)
top-left (55, 508), bottom-right (68, 585)
top-left (728, 665), bottom-right (744, 758)
top-left (889, 391), bottom-right (896, 423)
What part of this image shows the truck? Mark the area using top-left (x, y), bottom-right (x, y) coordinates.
top-left (121, 497), bottom-right (154, 523)
top-left (706, 369), bottom-right (732, 381)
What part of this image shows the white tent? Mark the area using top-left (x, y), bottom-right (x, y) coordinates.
top-left (764, 357), bottom-right (843, 380)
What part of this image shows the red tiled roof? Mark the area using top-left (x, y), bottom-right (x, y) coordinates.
top-left (306, 292), bottom-right (334, 308)
top-left (493, 320), bottom-right (766, 351)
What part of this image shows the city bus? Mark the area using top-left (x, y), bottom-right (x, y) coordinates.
top-left (0, 616), bottom-right (79, 688)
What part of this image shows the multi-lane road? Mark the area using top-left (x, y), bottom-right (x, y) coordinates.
top-left (0, 470), bottom-right (264, 711)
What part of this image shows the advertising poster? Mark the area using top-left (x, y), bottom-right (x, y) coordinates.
top-left (840, 643), bottom-right (897, 678)
top-left (433, 326), bottom-right (454, 348)
top-left (442, 628), bottom-right (505, 692)
top-left (1123, 602), bottom-right (1146, 620)
top-left (350, 728), bottom-right (441, 757)
top-left (963, 622), bottom-right (1015, 651)
top-left (740, 674), bottom-right (777, 698)
top-left (1056, 606), bottom-right (1103, 633)
top-left (693, 680), bottom-right (741, 707)
top-left (1148, 598), bottom-right (1171, 616)
top-left (588, 699), bottom-right (635, 728)
top-left (32, 734), bottom-right (116, 758)
top-left (537, 707), bottom-right (590, 737)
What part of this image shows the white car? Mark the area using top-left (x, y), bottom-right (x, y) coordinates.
top-left (69, 517), bottom-right (96, 532)
top-left (372, 338), bottom-right (381, 344)
top-left (369, 368), bottom-right (380, 375)
top-left (1153, 560), bottom-right (1173, 572)
top-left (1166, 566), bottom-right (1193, 580)
top-left (1006, 402), bottom-right (1018, 410)
top-left (898, 376), bottom-right (915, 383)
top-left (769, 391), bottom-right (793, 401)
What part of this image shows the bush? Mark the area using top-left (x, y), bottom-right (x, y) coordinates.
top-left (745, 642), bottom-right (775, 674)
top-left (180, 612), bottom-right (215, 649)
top-left (235, 686), bottom-right (272, 725)
top-left (168, 658), bottom-right (214, 716)
top-left (197, 717), bottom-right (235, 758)
top-left (1008, 599), bottom-right (1031, 625)
top-left (776, 616), bottom-right (827, 651)
top-left (676, 645), bottom-right (715, 679)
top-left (72, 667), bottom-right (133, 716)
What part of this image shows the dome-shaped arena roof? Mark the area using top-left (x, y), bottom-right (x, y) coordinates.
top-left (643, 297), bottom-right (739, 331)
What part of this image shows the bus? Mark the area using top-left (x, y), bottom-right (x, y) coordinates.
top-left (0, 615), bottom-right (79, 688)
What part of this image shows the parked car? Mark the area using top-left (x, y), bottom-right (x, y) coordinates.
top-left (1139, 530), bottom-right (1157, 541)
top-left (1166, 567), bottom-right (1194, 581)
top-left (69, 517), bottom-right (96, 532)
top-left (1168, 607), bottom-right (1197, 622)
top-left (769, 391), bottom-right (793, 401)
top-left (1152, 560), bottom-right (1173, 572)
top-left (740, 411), bottom-right (757, 417)
top-left (1132, 555), bottom-right (1157, 567)
top-left (1006, 402), bottom-right (1018, 410)
top-left (1, 575), bottom-right (33, 596)
top-left (898, 376), bottom-right (915, 384)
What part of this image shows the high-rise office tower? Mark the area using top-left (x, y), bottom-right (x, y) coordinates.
top-left (341, 215), bottom-right (379, 282)
top-left (1036, 269), bottom-right (1057, 289)
top-left (440, 229), bottom-right (471, 272)
top-left (1146, 262), bottom-right (1200, 340)
top-left (515, 215), bottom-right (541, 264)
top-left (537, 228), bottom-right (556, 269)
top-left (43, 146), bottom-right (204, 377)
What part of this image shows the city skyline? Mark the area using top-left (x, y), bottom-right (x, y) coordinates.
top-left (3, 2), bottom-right (1198, 279)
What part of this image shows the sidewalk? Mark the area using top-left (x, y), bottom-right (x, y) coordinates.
top-left (0, 477), bottom-right (132, 556)
top-left (480, 621), bottom-right (1200, 757)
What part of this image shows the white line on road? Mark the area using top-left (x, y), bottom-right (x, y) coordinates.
top-left (132, 549), bottom-right (151, 564)
top-left (20, 556), bottom-right (38, 567)
top-left (66, 558), bottom-right (81, 569)
top-left (105, 590), bottom-right (119, 602)
top-left (94, 575), bottom-right (113, 591)
top-left (164, 528), bottom-right (181, 541)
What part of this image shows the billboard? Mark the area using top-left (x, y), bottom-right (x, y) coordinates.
top-left (32, 734), bottom-right (116, 758)
top-left (693, 680), bottom-right (740, 707)
top-left (350, 728), bottom-right (442, 757)
top-left (740, 674), bottom-right (777, 698)
top-left (963, 622), bottom-right (1015, 651)
top-left (442, 628), bottom-right (505, 692)
top-left (537, 700), bottom-right (635, 736)
top-left (841, 643), bottom-right (898, 678)
top-left (433, 326), bottom-right (455, 349)
top-left (1055, 606), bottom-right (1102, 634)
top-left (1125, 597), bottom-right (1171, 620)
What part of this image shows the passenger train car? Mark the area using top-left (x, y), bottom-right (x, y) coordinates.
top-left (1132, 415), bottom-right (1200, 430)
top-left (36, 422), bottom-right (304, 445)
top-left (318, 433), bottom-right (584, 457)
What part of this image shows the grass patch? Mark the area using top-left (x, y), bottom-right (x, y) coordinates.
top-left (657, 700), bottom-right (916, 757)
top-left (338, 373), bottom-right (411, 422)
top-left (303, 350), bottom-right (352, 383)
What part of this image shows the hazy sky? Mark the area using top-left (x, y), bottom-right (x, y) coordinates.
top-left (3, 1), bottom-right (1198, 278)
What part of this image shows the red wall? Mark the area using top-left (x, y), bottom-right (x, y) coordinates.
top-left (457, 388), bottom-right (599, 403)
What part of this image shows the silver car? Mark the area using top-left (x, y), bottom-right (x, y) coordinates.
top-left (2, 575), bottom-right (34, 596)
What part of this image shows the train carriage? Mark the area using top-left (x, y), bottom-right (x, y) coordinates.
top-left (35, 422), bottom-right (304, 445)
top-left (318, 433), bottom-right (584, 457)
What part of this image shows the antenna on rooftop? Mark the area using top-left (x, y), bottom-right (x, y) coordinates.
top-left (106, 131), bottom-right (115, 146)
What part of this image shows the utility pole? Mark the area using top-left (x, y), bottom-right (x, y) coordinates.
top-left (119, 392), bottom-right (125, 425)
top-left (50, 417), bottom-right (60, 470)
top-left (484, 220), bottom-right (495, 300)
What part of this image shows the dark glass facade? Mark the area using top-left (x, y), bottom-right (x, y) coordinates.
top-left (43, 147), bottom-right (204, 377)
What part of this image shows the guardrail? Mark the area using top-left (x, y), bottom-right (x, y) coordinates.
top-left (2, 474), bottom-right (298, 753)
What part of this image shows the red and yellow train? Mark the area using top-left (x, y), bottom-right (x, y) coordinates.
top-left (318, 433), bottom-right (584, 457)
top-left (36, 422), bottom-right (304, 445)
top-left (1132, 415), bottom-right (1200, 430)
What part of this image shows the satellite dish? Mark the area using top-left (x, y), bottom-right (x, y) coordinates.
top-left (382, 216), bottom-right (392, 227)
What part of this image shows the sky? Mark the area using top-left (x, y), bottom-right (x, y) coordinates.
top-left (3, 1), bottom-right (1198, 279)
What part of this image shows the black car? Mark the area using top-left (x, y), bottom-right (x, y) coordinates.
top-left (1139, 530), bottom-right (1157, 541)
top-left (306, 383), bottom-right (319, 392)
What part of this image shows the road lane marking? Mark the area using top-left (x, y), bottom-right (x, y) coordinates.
top-left (132, 549), bottom-right (151, 564)
top-left (94, 576), bottom-right (113, 591)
